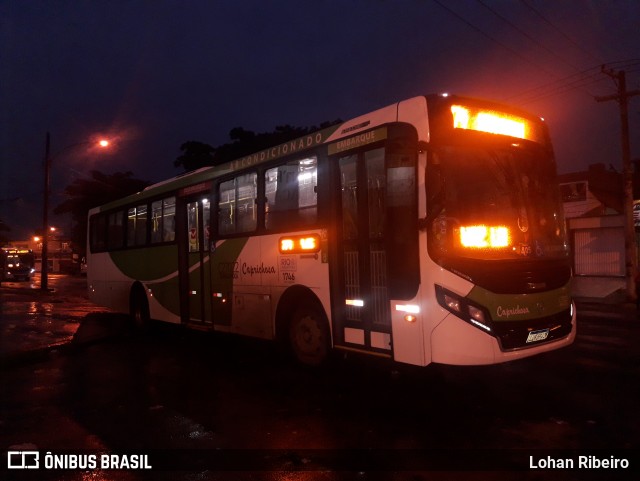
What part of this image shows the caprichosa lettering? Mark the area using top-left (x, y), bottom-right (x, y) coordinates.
top-left (496, 305), bottom-right (530, 318)
top-left (242, 262), bottom-right (276, 276)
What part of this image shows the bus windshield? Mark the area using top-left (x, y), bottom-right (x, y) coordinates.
top-left (427, 142), bottom-right (569, 262)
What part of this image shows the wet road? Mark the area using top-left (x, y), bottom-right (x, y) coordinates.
top-left (0, 274), bottom-right (106, 358)
top-left (1, 277), bottom-right (639, 481)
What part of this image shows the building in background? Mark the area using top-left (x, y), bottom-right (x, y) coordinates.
top-left (559, 163), bottom-right (633, 298)
top-left (6, 229), bottom-right (80, 274)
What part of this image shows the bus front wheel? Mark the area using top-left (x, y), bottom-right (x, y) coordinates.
top-left (289, 306), bottom-right (330, 366)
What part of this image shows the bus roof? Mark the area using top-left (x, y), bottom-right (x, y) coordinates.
top-left (94, 96), bottom-right (433, 213)
top-left (93, 95), bottom-right (546, 213)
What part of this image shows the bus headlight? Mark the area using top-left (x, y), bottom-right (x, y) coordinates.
top-left (435, 285), bottom-right (492, 333)
top-left (468, 304), bottom-right (485, 324)
top-left (443, 293), bottom-right (462, 313)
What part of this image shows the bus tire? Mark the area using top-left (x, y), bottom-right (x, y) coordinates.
top-left (288, 306), bottom-right (330, 366)
top-left (130, 286), bottom-right (150, 332)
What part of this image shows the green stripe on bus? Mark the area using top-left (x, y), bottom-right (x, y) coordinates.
top-left (110, 245), bottom-right (179, 281)
top-left (467, 283), bottom-right (572, 322)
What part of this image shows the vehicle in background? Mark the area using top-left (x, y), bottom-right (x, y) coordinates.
top-left (0, 247), bottom-right (36, 282)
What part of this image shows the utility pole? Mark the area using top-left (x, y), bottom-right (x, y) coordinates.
top-left (596, 68), bottom-right (640, 302)
top-left (42, 132), bottom-right (51, 291)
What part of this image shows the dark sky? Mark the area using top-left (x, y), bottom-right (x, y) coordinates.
top-left (1, 0), bottom-right (639, 239)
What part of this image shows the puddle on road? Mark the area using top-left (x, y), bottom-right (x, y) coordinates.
top-left (1, 300), bottom-right (105, 356)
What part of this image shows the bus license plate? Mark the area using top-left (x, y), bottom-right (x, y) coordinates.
top-left (526, 328), bottom-right (550, 343)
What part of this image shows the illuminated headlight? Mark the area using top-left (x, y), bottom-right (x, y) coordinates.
top-left (468, 304), bottom-right (485, 324)
top-left (435, 285), bottom-right (492, 333)
top-left (443, 293), bottom-right (462, 313)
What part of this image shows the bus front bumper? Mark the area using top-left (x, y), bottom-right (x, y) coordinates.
top-left (430, 304), bottom-right (577, 365)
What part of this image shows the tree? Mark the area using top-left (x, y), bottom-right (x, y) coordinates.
top-left (174, 141), bottom-right (215, 172)
top-left (54, 171), bottom-right (150, 257)
top-left (174, 120), bottom-right (342, 172)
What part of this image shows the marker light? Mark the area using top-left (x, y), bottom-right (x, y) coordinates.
top-left (299, 236), bottom-right (317, 250)
top-left (451, 105), bottom-right (529, 140)
top-left (395, 304), bottom-right (420, 314)
top-left (395, 304), bottom-right (420, 322)
top-left (280, 239), bottom-right (295, 252)
top-left (279, 234), bottom-right (321, 254)
top-left (346, 299), bottom-right (364, 307)
top-left (459, 225), bottom-right (510, 249)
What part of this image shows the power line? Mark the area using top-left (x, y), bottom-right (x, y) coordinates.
top-left (510, 67), bottom-right (606, 104)
top-left (507, 64), bottom-right (601, 99)
top-left (519, 0), bottom-right (605, 66)
top-left (476, 0), bottom-right (583, 72)
top-left (508, 60), bottom-right (640, 104)
top-left (430, 0), bottom-right (558, 79)
top-left (432, 0), bottom-right (639, 106)
top-left (605, 58), bottom-right (640, 67)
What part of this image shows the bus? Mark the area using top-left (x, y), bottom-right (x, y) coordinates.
top-left (87, 94), bottom-right (575, 366)
top-left (1, 247), bottom-right (36, 282)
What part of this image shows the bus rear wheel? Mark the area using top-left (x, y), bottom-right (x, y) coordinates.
top-left (289, 306), bottom-right (330, 366)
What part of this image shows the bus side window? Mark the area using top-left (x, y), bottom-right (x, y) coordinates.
top-left (218, 179), bottom-right (235, 235)
top-left (218, 173), bottom-right (257, 236)
top-left (127, 207), bottom-right (137, 246)
top-left (237, 173), bottom-right (257, 232)
top-left (151, 200), bottom-right (163, 243)
top-left (90, 214), bottom-right (107, 252)
top-left (126, 205), bottom-right (148, 247)
top-left (163, 197), bottom-right (176, 242)
top-left (265, 156), bottom-right (317, 230)
top-left (150, 197), bottom-right (176, 244)
top-left (107, 210), bottom-right (124, 250)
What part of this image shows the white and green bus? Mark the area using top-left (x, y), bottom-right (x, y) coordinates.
top-left (87, 94), bottom-right (575, 366)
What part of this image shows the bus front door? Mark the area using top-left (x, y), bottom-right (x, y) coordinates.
top-left (179, 195), bottom-right (213, 325)
top-left (334, 147), bottom-right (393, 356)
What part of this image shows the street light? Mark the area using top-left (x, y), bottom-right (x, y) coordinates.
top-left (41, 132), bottom-right (110, 290)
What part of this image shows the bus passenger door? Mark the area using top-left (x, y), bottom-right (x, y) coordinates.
top-left (178, 194), bottom-right (212, 325)
top-left (333, 147), bottom-right (393, 355)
